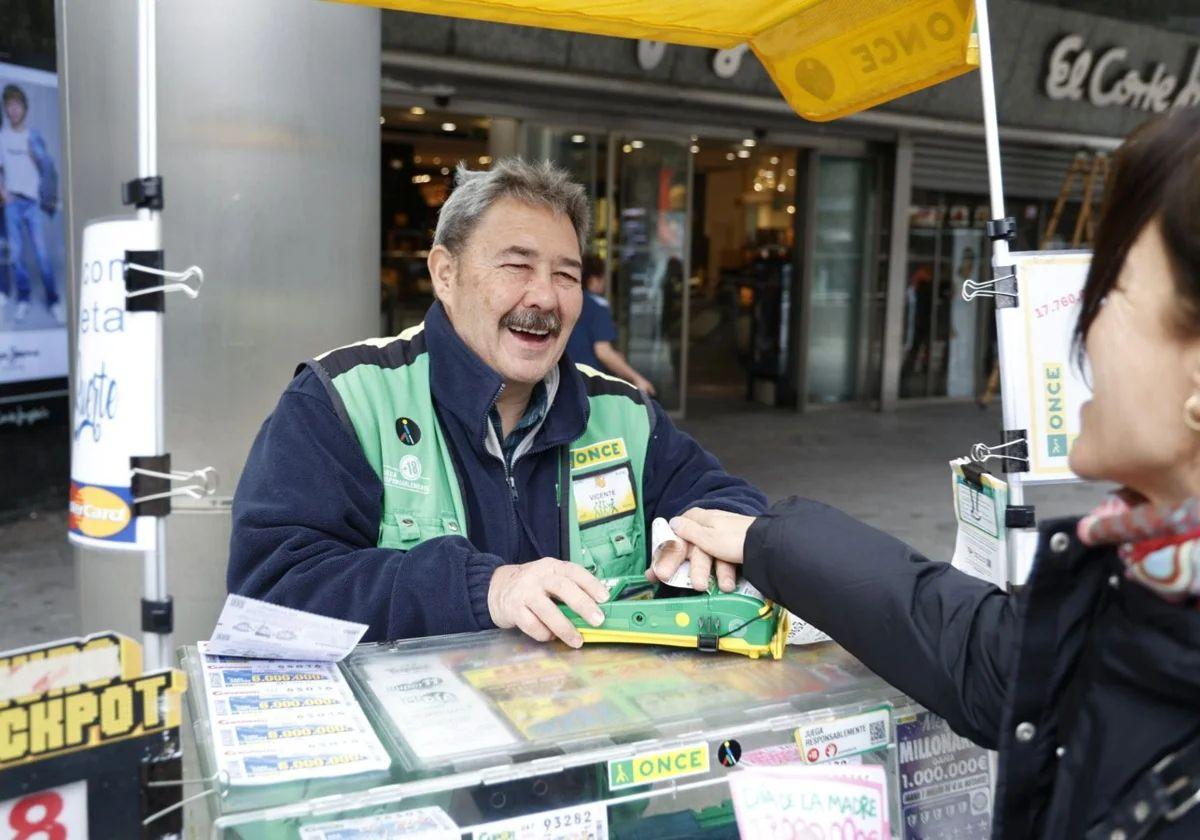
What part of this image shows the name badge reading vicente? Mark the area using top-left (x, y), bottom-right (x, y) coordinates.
top-left (573, 464), bottom-right (637, 527)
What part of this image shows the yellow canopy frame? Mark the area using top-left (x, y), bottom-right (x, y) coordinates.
top-left (335, 0), bottom-right (979, 121)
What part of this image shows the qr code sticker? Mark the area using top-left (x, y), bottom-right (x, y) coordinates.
top-left (869, 719), bottom-right (887, 744)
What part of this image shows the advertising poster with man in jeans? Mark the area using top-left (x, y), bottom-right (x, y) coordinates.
top-left (0, 60), bottom-right (67, 435)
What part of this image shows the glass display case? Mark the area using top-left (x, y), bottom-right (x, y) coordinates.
top-left (183, 631), bottom-right (928, 839)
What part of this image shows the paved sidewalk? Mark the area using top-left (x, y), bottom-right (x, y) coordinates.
top-left (681, 398), bottom-right (1108, 562)
top-left (0, 401), bottom-right (1110, 651)
top-left (0, 509), bottom-right (77, 651)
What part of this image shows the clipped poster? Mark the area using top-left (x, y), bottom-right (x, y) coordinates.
top-left (995, 251), bottom-right (1093, 484)
top-left (69, 218), bottom-right (159, 550)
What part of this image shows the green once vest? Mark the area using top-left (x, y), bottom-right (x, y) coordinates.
top-left (305, 323), bottom-right (656, 579)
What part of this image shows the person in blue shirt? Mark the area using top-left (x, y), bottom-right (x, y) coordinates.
top-left (565, 254), bottom-right (656, 395)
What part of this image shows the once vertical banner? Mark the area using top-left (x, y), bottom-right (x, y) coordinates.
top-left (996, 251), bottom-right (1093, 484)
top-left (69, 218), bottom-right (159, 551)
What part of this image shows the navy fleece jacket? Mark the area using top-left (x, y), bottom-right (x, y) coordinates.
top-left (227, 302), bottom-right (766, 642)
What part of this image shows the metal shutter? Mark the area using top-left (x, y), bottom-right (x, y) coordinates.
top-left (912, 135), bottom-right (1087, 200)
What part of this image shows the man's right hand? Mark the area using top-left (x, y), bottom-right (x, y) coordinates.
top-left (487, 557), bottom-right (609, 648)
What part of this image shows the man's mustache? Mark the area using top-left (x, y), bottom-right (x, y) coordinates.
top-left (501, 309), bottom-right (562, 336)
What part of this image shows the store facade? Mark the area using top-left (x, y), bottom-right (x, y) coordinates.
top-left (375, 0), bottom-right (1197, 414)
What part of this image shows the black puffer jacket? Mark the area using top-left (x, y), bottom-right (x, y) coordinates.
top-left (745, 498), bottom-right (1200, 839)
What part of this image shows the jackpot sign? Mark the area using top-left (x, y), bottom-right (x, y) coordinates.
top-left (0, 633), bottom-right (187, 769)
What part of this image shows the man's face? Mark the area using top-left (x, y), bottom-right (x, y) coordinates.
top-left (4, 98), bottom-right (25, 127)
top-left (430, 197), bottom-right (583, 386)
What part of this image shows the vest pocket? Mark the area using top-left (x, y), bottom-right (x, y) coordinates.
top-left (379, 512), bottom-right (465, 550)
top-left (577, 516), bottom-right (644, 579)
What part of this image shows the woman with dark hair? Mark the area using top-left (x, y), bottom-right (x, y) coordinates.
top-left (654, 107), bottom-right (1200, 838)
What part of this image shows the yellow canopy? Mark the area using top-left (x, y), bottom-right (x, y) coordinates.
top-left (338, 0), bottom-right (978, 121)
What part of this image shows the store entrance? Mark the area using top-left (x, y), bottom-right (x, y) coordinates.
top-left (380, 105), bottom-right (492, 334)
top-left (687, 140), bottom-right (800, 408)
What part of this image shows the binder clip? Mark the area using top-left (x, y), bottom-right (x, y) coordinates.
top-left (141, 770), bottom-right (227, 829)
top-left (131, 455), bottom-right (219, 517)
top-left (124, 249), bottom-right (204, 313)
top-left (962, 270), bottom-right (1018, 303)
top-left (970, 438), bottom-right (1029, 473)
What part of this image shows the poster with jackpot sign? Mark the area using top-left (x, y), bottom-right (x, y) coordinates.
top-left (68, 218), bottom-right (159, 551)
top-left (0, 632), bottom-right (188, 839)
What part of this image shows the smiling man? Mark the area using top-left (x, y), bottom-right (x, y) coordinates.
top-left (228, 159), bottom-right (765, 646)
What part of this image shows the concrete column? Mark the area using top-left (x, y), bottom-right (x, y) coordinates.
top-left (489, 116), bottom-right (520, 160)
top-left (60, 0), bottom-right (381, 647)
top-left (880, 132), bottom-right (913, 412)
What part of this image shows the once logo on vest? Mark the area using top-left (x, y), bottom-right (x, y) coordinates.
top-left (383, 454), bottom-right (431, 495)
top-left (395, 416), bottom-right (421, 446)
top-left (399, 455), bottom-right (422, 482)
top-left (571, 437), bottom-right (628, 471)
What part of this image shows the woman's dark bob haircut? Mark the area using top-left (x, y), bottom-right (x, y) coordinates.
top-left (1076, 106), bottom-right (1200, 348)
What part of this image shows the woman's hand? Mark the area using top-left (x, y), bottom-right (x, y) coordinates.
top-left (669, 509), bottom-right (757, 566)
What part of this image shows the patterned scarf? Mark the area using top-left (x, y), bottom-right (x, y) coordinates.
top-left (1078, 496), bottom-right (1200, 603)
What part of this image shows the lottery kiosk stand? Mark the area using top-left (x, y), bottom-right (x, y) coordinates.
top-left (2, 0), bottom-right (1065, 836)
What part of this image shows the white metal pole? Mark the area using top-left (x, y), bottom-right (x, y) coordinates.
top-left (974, 0), bottom-right (1029, 585)
top-left (137, 0), bottom-right (170, 669)
top-left (974, 0), bottom-right (1006, 244)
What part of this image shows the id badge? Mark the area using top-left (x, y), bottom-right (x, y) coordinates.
top-left (572, 463), bottom-right (637, 527)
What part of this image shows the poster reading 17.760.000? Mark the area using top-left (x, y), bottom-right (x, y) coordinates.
top-left (998, 251), bottom-right (1093, 484)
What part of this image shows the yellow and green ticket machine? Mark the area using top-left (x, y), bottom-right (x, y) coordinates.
top-left (560, 576), bottom-right (790, 660)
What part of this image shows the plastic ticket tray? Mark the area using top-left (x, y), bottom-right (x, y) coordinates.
top-left (183, 630), bottom-right (914, 839)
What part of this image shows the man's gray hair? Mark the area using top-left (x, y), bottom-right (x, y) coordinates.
top-left (434, 158), bottom-right (590, 256)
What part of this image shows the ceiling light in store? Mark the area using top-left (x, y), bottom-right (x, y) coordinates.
top-left (440, 167), bottom-right (450, 175)
top-left (412, 174), bottom-right (432, 184)
top-left (737, 149), bottom-right (751, 158)
top-left (441, 122), bottom-right (457, 132)
top-left (690, 145), bottom-right (700, 154)
top-left (777, 184), bottom-right (786, 192)
top-left (409, 106), bottom-right (426, 116)
top-left (433, 157), bottom-right (441, 165)
top-left (631, 140), bottom-right (645, 149)
top-left (787, 168), bottom-right (796, 176)
top-left (414, 155), bottom-right (423, 163)
top-left (725, 152), bottom-right (735, 161)
top-left (690, 135), bottom-right (698, 142)
top-left (769, 156), bottom-right (780, 165)
top-left (571, 134), bottom-right (586, 143)
top-left (379, 116), bottom-right (386, 125)
top-left (479, 155), bottom-right (492, 165)
top-left (786, 205), bottom-right (796, 214)
top-left (623, 144), bottom-right (633, 153)
top-left (753, 183), bottom-right (763, 192)
top-left (390, 159), bottom-right (402, 170)
top-left (742, 138), bottom-right (756, 147)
